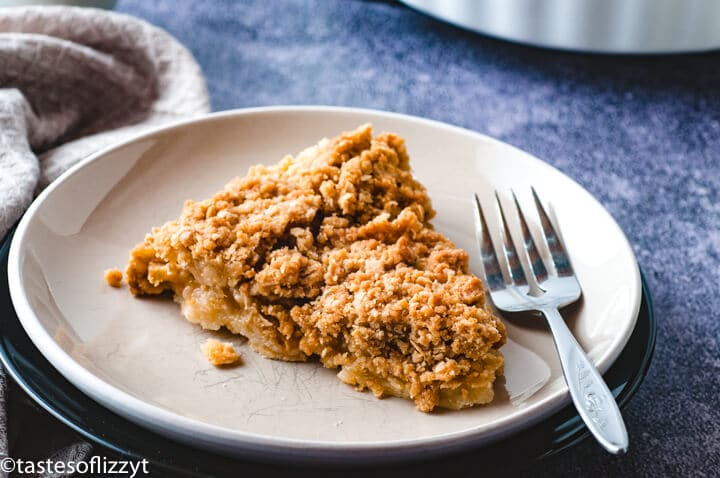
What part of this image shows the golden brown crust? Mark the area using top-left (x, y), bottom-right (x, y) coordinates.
top-left (125, 124), bottom-right (505, 412)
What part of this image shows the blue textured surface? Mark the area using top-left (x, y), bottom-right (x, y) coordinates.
top-left (112, 0), bottom-right (719, 475)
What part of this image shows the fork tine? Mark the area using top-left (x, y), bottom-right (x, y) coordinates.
top-left (473, 194), bottom-right (505, 291)
top-left (511, 190), bottom-right (549, 283)
top-left (531, 187), bottom-right (573, 276)
top-left (495, 192), bottom-right (528, 286)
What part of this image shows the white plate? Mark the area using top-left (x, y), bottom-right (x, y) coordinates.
top-left (8, 107), bottom-right (640, 463)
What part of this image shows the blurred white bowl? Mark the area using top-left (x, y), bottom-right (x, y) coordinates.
top-left (401, 0), bottom-right (720, 53)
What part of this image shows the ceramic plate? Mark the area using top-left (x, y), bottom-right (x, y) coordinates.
top-left (8, 107), bottom-right (641, 462)
top-left (0, 229), bottom-right (657, 475)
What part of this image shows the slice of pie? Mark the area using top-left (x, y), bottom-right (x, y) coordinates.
top-left (125, 124), bottom-right (506, 412)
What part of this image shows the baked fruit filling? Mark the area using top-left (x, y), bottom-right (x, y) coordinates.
top-left (125, 124), bottom-right (506, 412)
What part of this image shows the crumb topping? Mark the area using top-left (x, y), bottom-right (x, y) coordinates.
top-left (125, 124), bottom-right (505, 412)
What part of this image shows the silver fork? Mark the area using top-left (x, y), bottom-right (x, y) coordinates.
top-left (473, 188), bottom-right (628, 454)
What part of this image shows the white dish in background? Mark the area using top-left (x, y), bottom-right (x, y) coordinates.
top-left (8, 107), bottom-right (640, 462)
top-left (402, 0), bottom-right (720, 53)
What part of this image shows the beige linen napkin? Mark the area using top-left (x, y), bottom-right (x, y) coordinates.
top-left (0, 5), bottom-right (210, 237)
top-left (0, 5), bottom-right (209, 475)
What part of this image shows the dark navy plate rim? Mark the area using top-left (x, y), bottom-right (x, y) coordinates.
top-left (0, 229), bottom-right (656, 476)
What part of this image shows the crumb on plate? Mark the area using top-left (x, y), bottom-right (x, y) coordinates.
top-left (104, 268), bottom-right (124, 288)
top-left (202, 338), bottom-right (241, 366)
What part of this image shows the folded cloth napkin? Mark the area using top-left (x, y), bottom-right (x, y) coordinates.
top-left (0, 5), bottom-right (209, 473)
top-left (0, 5), bottom-right (210, 237)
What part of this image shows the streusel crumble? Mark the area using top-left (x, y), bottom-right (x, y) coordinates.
top-left (104, 268), bottom-right (124, 288)
top-left (124, 124), bottom-right (506, 412)
top-left (202, 339), bottom-right (241, 366)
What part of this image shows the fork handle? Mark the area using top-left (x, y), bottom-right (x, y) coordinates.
top-left (542, 307), bottom-right (629, 454)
